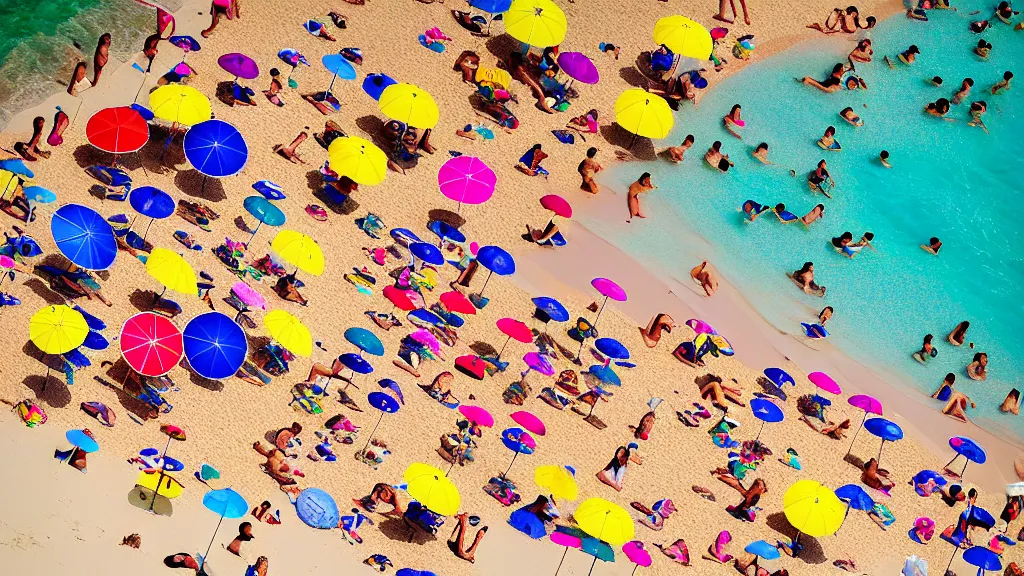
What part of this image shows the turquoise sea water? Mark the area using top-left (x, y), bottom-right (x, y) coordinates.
top-left (0, 0), bottom-right (166, 127)
top-left (593, 3), bottom-right (1023, 439)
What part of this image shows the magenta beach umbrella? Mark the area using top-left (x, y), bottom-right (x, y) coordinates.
top-left (557, 52), bottom-right (600, 86)
top-left (510, 410), bottom-right (546, 437)
top-left (218, 52), bottom-right (259, 81)
top-left (622, 541), bottom-right (653, 575)
top-left (574, 277), bottom-right (627, 360)
top-left (845, 394), bottom-right (883, 457)
top-left (437, 155), bottom-right (496, 213)
top-left (808, 371), bottom-right (841, 395)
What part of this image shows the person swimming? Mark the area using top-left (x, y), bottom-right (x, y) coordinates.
top-left (742, 200), bottom-right (770, 222)
top-left (970, 19), bottom-right (991, 33)
top-left (664, 134), bottom-right (695, 163)
top-left (849, 38), bottom-right (873, 63)
top-left (932, 373), bottom-right (956, 401)
top-left (879, 150), bottom-right (891, 168)
top-left (773, 203), bottom-right (799, 223)
top-left (995, 1), bottom-right (1019, 23)
top-left (704, 141), bottom-right (733, 169)
top-left (791, 261), bottom-right (825, 295)
top-left (839, 107), bottom-right (863, 126)
top-left (1001, 389), bottom-right (1020, 415)
top-left (831, 231), bottom-right (864, 258)
top-left (887, 44), bottom-right (920, 68)
top-left (802, 204), bottom-right (825, 226)
top-left (852, 232), bottom-right (875, 251)
top-left (967, 352), bottom-right (988, 380)
top-left (974, 39), bottom-right (992, 60)
top-left (913, 334), bottom-right (937, 363)
top-left (808, 159), bottom-right (835, 196)
top-left (800, 62), bottom-right (846, 93)
top-left (922, 236), bottom-right (942, 254)
top-left (751, 142), bottom-right (772, 164)
top-left (947, 321), bottom-right (970, 346)
top-left (925, 98), bottom-right (952, 119)
top-left (968, 101), bottom-right (988, 132)
top-left (819, 306), bottom-right (834, 325)
top-left (952, 78), bottom-right (974, 105)
top-left (991, 70), bottom-right (1013, 94)
top-left (930, 76), bottom-right (944, 87)
top-left (723, 104), bottom-right (745, 139)
top-left (817, 126), bottom-right (842, 151)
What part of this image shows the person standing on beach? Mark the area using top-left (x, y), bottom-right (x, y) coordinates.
top-left (714, 0), bottom-right (750, 25)
top-left (67, 62), bottom-right (89, 96)
top-left (203, 0), bottom-right (240, 38)
top-left (93, 33), bottom-right (111, 86)
top-left (626, 172), bottom-right (655, 222)
top-left (578, 147), bottom-right (602, 194)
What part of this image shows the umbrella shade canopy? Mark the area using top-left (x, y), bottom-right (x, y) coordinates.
top-left (477, 245), bottom-right (515, 275)
top-left (129, 186), bottom-right (175, 219)
top-left (865, 418), bottom-right (903, 442)
top-left (963, 546), bottom-right (1002, 571)
top-left (523, 352), bottom-right (554, 376)
top-left (51, 203), bottom-right (117, 271)
top-left (368, 391), bottom-right (400, 413)
top-left (459, 405), bottom-right (494, 427)
top-left (146, 248), bottom-right (198, 295)
top-left (243, 196), bottom-right (286, 226)
top-left (498, 318), bottom-right (533, 343)
top-left (557, 52), bottom-right (599, 84)
top-left (588, 364), bottom-right (621, 387)
top-left (218, 52), bottom-right (259, 79)
top-left (362, 72), bottom-right (397, 100)
top-left (30, 305), bottom-right (88, 354)
top-left (410, 242), bottom-right (445, 266)
top-left (591, 277), bottom-right (627, 301)
top-left (540, 194), bottom-right (572, 218)
top-left (501, 427), bottom-right (536, 454)
top-left (271, 230), bottom-right (324, 276)
top-left (622, 541), bottom-right (652, 567)
top-left (340, 353), bottom-right (374, 374)
top-left (149, 84), bottom-right (212, 126)
top-left (379, 83), bottom-right (439, 129)
top-left (23, 186), bottom-right (56, 204)
top-left (253, 180), bottom-right (286, 200)
top-left (440, 291), bottom-right (476, 315)
top-left (783, 480), bottom-right (845, 538)
top-left (278, 48), bottom-right (309, 67)
top-left (295, 488), bottom-right (340, 529)
top-left (203, 487), bottom-right (248, 518)
top-left (231, 281), bottom-right (265, 310)
top-left (183, 312), bottom-right (248, 380)
top-left (437, 155), bottom-right (496, 205)
top-left (950, 436), bottom-right (987, 464)
top-left (120, 312), bottom-right (184, 377)
top-left (344, 327), bottom-right (385, 356)
top-left (428, 221), bottom-right (466, 244)
top-left (383, 286), bottom-right (419, 311)
top-left (511, 410), bottom-right (546, 436)
top-left (763, 367), bottom-right (795, 388)
top-left (652, 15), bottom-right (714, 59)
top-left (86, 107), bottom-right (149, 153)
top-left (744, 540), bottom-right (781, 560)
top-left (161, 423), bottom-right (187, 441)
top-left (395, 570), bottom-right (438, 576)
top-left (404, 462), bottom-right (461, 516)
top-left (169, 35), bottom-right (200, 52)
top-left (66, 429), bottom-right (100, 453)
top-left (470, 0), bottom-right (513, 12)
top-left (321, 53), bottom-right (357, 80)
top-left (183, 119), bottom-right (248, 178)
top-left (504, 0), bottom-right (567, 47)
top-left (848, 394), bottom-right (883, 415)
top-left (264, 309), bottom-right (312, 357)
top-left (835, 484), bottom-right (874, 511)
top-left (750, 398), bottom-right (784, 423)
top-left (0, 158), bottom-right (34, 178)
top-left (327, 136), bottom-right (388, 186)
top-left (574, 497), bottom-right (635, 546)
top-left (535, 465), bottom-right (578, 500)
top-left (532, 296), bottom-right (569, 322)
top-left (615, 89), bottom-right (674, 139)
top-left (595, 338), bottom-right (629, 360)
top-left (808, 371), bottom-right (842, 395)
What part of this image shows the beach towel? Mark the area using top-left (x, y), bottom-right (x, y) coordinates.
top-left (13, 399), bottom-right (46, 427)
top-left (81, 401), bottom-right (116, 427)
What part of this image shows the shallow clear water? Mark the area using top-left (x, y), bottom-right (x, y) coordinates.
top-left (592, 2), bottom-right (1023, 438)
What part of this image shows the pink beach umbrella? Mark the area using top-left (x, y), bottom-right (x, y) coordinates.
top-left (845, 394), bottom-right (883, 457)
top-left (523, 351), bottom-right (555, 377)
top-left (0, 255), bottom-right (16, 287)
top-left (575, 277), bottom-right (627, 361)
top-left (495, 317), bottom-right (533, 361)
top-left (120, 312), bottom-right (184, 377)
top-left (440, 290), bottom-right (477, 315)
top-left (686, 318), bottom-right (715, 335)
top-left (383, 285), bottom-right (421, 312)
top-left (459, 405), bottom-right (494, 428)
top-left (551, 530), bottom-right (583, 576)
top-left (511, 410), bottom-right (546, 437)
top-left (808, 371), bottom-right (842, 395)
top-left (437, 155), bottom-right (496, 213)
top-left (540, 194), bottom-right (573, 218)
top-left (230, 281), bottom-right (265, 310)
top-left (622, 541), bottom-right (653, 574)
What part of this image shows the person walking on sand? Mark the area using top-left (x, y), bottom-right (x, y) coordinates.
top-left (715, 0), bottom-right (750, 25)
top-left (627, 172), bottom-right (655, 222)
top-left (67, 62), bottom-right (90, 96)
top-left (690, 261), bottom-right (719, 296)
top-left (93, 34), bottom-right (111, 86)
top-left (202, 0), bottom-right (239, 38)
top-left (578, 147), bottom-right (602, 194)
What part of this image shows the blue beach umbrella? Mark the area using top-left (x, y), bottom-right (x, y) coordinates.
top-left (363, 72), bottom-right (397, 100)
top-left (130, 103), bottom-right (155, 121)
top-left (835, 484), bottom-right (874, 531)
top-left (362, 391), bottom-right (401, 456)
top-left (378, 378), bottom-right (404, 404)
top-left (744, 540), bottom-right (781, 561)
top-left (0, 158), bottom-right (33, 178)
top-left (501, 426), bottom-right (536, 479)
top-left (763, 367), bottom-right (795, 387)
top-left (476, 245), bottom-right (515, 299)
top-left (183, 312), bottom-right (247, 380)
top-left (66, 429), bottom-right (100, 453)
top-left (295, 488), bottom-right (340, 529)
top-left (242, 196), bottom-right (286, 244)
top-left (344, 327), bottom-right (384, 356)
top-left (587, 364), bottom-right (621, 387)
top-left (51, 203), bottom-right (117, 271)
top-left (963, 545), bottom-right (1001, 574)
top-left (183, 119), bottom-right (248, 182)
top-left (340, 352), bottom-right (374, 375)
top-left (945, 436), bottom-right (987, 479)
top-left (409, 308), bottom-right (446, 327)
top-left (749, 397), bottom-right (784, 441)
top-left (252, 180), bottom-right (286, 200)
top-left (396, 570), bottom-right (438, 576)
top-left (74, 304), bottom-right (106, 331)
top-left (23, 186), bottom-right (56, 204)
top-left (199, 488), bottom-right (248, 569)
top-left (531, 296), bottom-right (569, 325)
top-left (594, 338), bottom-right (629, 360)
top-left (864, 417), bottom-right (903, 467)
top-left (390, 227), bottom-right (422, 247)
top-left (409, 241), bottom-right (445, 267)
top-left (322, 53), bottom-right (357, 97)
top-left (169, 35), bottom-right (201, 53)
top-left (910, 470), bottom-right (947, 496)
top-left (470, 0), bottom-right (513, 12)
top-left (428, 220), bottom-right (466, 245)
top-left (129, 186), bottom-right (175, 241)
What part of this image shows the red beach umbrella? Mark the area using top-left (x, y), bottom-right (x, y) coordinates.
top-left (440, 291), bottom-right (477, 315)
top-left (498, 318), bottom-right (533, 344)
top-left (120, 312), bottom-right (184, 377)
top-left (540, 194), bottom-right (573, 218)
top-left (86, 107), bottom-right (150, 154)
top-left (383, 285), bottom-right (419, 312)
top-left (510, 410), bottom-right (546, 436)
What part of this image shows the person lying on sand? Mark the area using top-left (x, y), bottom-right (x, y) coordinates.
top-left (420, 371), bottom-right (458, 405)
top-left (700, 374), bottom-right (744, 410)
top-left (690, 260), bottom-right (719, 296)
top-left (448, 512), bottom-right (488, 563)
top-left (942, 391), bottom-right (976, 422)
top-left (639, 313), bottom-right (675, 348)
top-left (14, 116), bottom-right (50, 161)
top-left (355, 483), bottom-right (409, 517)
top-left (862, 458), bottom-right (894, 492)
top-left (664, 134), bottom-right (695, 163)
top-left (807, 6), bottom-right (875, 34)
top-left (726, 478), bottom-right (767, 522)
top-left (252, 440), bottom-right (297, 486)
top-left (799, 63), bottom-right (846, 93)
top-left (801, 415), bottom-right (851, 439)
top-left (596, 444), bottom-right (641, 491)
top-left (274, 132), bottom-right (308, 164)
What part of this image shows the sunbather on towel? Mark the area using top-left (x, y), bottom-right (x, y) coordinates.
top-left (421, 371), bottom-right (458, 404)
top-left (801, 415), bottom-right (851, 439)
top-left (862, 458), bottom-right (894, 493)
top-left (516, 144), bottom-right (549, 177)
top-left (726, 478), bottom-right (766, 522)
top-left (274, 272), bottom-right (308, 306)
top-left (252, 440), bottom-right (297, 486)
top-left (356, 483), bottom-right (409, 517)
top-left (700, 374), bottom-right (745, 410)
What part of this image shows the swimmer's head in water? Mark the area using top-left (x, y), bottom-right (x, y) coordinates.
top-left (832, 63), bottom-right (845, 75)
top-left (864, 232), bottom-right (874, 240)
top-left (963, 77), bottom-right (975, 87)
top-left (711, 140), bottom-right (722, 151)
top-left (880, 150), bottom-right (890, 159)
top-left (817, 159), bottom-right (828, 169)
top-left (908, 45), bottom-right (920, 55)
top-left (756, 142), bottom-right (768, 152)
top-left (684, 134), bottom-right (695, 145)
top-left (841, 231), bottom-right (853, 241)
top-left (775, 203), bottom-right (786, 212)
top-left (945, 373), bottom-right (955, 383)
top-left (718, 159), bottom-right (730, 171)
top-left (639, 172), bottom-right (652, 185)
top-left (932, 76), bottom-right (943, 85)
top-left (824, 126), bottom-right (836, 137)
top-left (1005, 71), bottom-right (1014, 80)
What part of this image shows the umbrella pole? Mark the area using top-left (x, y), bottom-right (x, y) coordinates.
top-left (327, 71), bottom-right (339, 98)
top-left (585, 513), bottom-right (610, 576)
top-left (201, 175), bottom-right (207, 194)
top-left (593, 296), bottom-right (610, 329)
top-left (201, 512), bottom-right (227, 569)
top-left (631, 566), bottom-right (638, 576)
top-left (628, 133), bottom-right (637, 150)
top-left (961, 461), bottom-right (969, 479)
top-left (148, 466), bottom-right (168, 512)
top-left (143, 218), bottom-right (155, 242)
top-left (502, 451), bottom-right (519, 479)
top-left (877, 439), bottom-right (885, 466)
top-left (446, 458), bottom-right (457, 478)
top-left (497, 335), bottom-right (511, 361)
top-left (943, 455), bottom-right (958, 471)
top-left (553, 546), bottom-right (569, 576)
top-left (43, 365), bottom-right (51, 392)
top-left (153, 286), bottom-right (167, 306)
top-left (845, 412), bottom-right (867, 457)
top-left (478, 271), bottom-right (493, 299)
top-left (249, 220), bottom-right (262, 245)
top-left (586, 555), bottom-right (598, 576)
top-left (945, 545), bottom-right (959, 574)
top-left (136, 151), bottom-right (149, 176)
top-left (755, 420), bottom-right (765, 442)
top-left (361, 412), bottom-right (386, 455)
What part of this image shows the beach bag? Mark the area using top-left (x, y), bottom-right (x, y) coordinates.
top-left (13, 399), bottom-right (46, 427)
top-left (732, 35), bottom-right (755, 60)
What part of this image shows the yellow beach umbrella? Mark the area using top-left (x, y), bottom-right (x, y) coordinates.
top-left (264, 309), bottom-right (312, 357)
top-left (574, 497), bottom-right (634, 546)
top-left (614, 89), bottom-right (674, 147)
top-left (783, 480), bottom-right (845, 538)
top-left (534, 465), bottom-right (579, 501)
top-left (504, 0), bottom-right (567, 48)
top-left (327, 136), bottom-right (387, 186)
top-left (652, 15), bottom-right (714, 59)
top-left (30, 305), bottom-right (89, 355)
top-left (404, 463), bottom-right (461, 516)
top-left (271, 230), bottom-right (324, 276)
top-left (149, 85), bottom-right (212, 126)
top-left (378, 83), bottom-right (440, 130)
top-left (146, 248), bottom-right (198, 296)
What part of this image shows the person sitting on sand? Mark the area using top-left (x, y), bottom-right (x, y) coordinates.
top-left (627, 172), bottom-right (656, 222)
top-left (773, 203), bottom-right (799, 224)
top-left (802, 415), bottom-right (851, 439)
top-left (690, 260), bottom-right (719, 296)
top-left (640, 313), bottom-right (675, 348)
top-left (566, 109), bottom-right (599, 136)
top-left (264, 68), bottom-right (285, 106)
top-left (516, 144), bottom-right (549, 178)
top-left (879, 150), bottom-right (891, 168)
top-left (800, 63), bottom-right (846, 93)
top-left (849, 38), bottom-right (873, 63)
top-left (274, 271), bottom-right (308, 306)
top-left (578, 147), bottom-right (602, 194)
top-left (947, 320), bottom-right (970, 346)
top-left (801, 204), bottom-right (825, 226)
top-left (420, 371), bottom-right (459, 405)
top-left (1001, 389), bottom-right (1020, 415)
top-left (274, 131), bottom-right (308, 164)
top-left (448, 512), bottom-right (488, 563)
top-left (839, 107), bottom-right (863, 127)
top-left (967, 101), bottom-right (988, 132)
top-left (14, 116), bottom-right (50, 161)
top-left (932, 372), bottom-right (957, 401)
top-left (751, 142), bottom-right (772, 164)
top-left (952, 77), bottom-right (974, 105)
top-left (704, 141), bottom-right (733, 169)
top-left (792, 261), bottom-right (825, 295)
top-left (991, 70), bottom-right (1013, 94)
top-left (943, 390), bottom-right (976, 422)
top-left (596, 444), bottom-right (641, 491)
top-left (700, 374), bottom-right (745, 410)
top-left (742, 200), bottom-right (771, 221)
top-left (922, 236), bottom-right (942, 254)
top-left (664, 134), bottom-right (695, 163)
top-left (862, 458), bottom-right (895, 493)
top-left (252, 440), bottom-right (297, 486)
top-left (726, 478), bottom-right (767, 522)
top-left (356, 483), bottom-right (409, 517)
top-left (524, 216), bottom-right (561, 246)
top-left (817, 126), bottom-right (841, 151)
top-left (967, 352), bottom-right (988, 380)
top-left (913, 334), bottom-right (937, 363)
top-left (202, 0), bottom-right (239, 38)
top-left (807, 6), bottom-right (872, 34)
top-left (723, 105), bottom-right (745, 139)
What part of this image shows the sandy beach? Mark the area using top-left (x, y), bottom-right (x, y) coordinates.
top-left (1, 0), bottom-right (1020, 575)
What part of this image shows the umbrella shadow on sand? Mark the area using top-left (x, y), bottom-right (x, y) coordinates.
top-left (764, 512), bottom-right (829, 565)
top-left (599, 124), bottom-right (657, 161)
top-left (174, 169), bottom-right (227, 202)
top-left (376, 517), bottom-right (437, 545)
top-left (234, 216), bottom-right (255, 234)
top-left (96, 361), bottom-right (169, 421)
top-left (618, 66), bottom-right (649, 88)
top-left (484, 34), bottom-right (519, 62)
top-left (469, 341), bottom-right (498, 357)
top-left (428, 209), bottom-right (465, 229)
top-left (128, 288), bottom-right (159, 313)
top-left (354, 115), bottom-right (386, 141)
top-left (72, 143), bottom-right (110, 169)
top-left (21, 340), bottom-right (73, 408)
top-left (22, 277), bottom-right (66, 306)
top-left (182, 358), bottom-right (226, 392)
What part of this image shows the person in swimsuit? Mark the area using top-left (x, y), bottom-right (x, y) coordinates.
top-left (943, 391), bottom-right (976, 422)
top-left (879, 150), bottom-right (891, 168)
top-left (923, 236), bottom-right (942, 254)
top-left (832, 231), bottom-right (861, 257)
top-left (596, 444), bottom-right (641, 491)
top-left (664, 134), bottom-right (695, 163)
top-left (932, 373), bottom-right (956, 401)
top-left (968, 101), bottom-right (988, 132)
top-left (723, 105), bottom-right (745, 139)
top-left (818, 126), bottom-right (841, 150)
top-left (953, 78), bottom-right (974, 105)
top-left (202, 0), bottom-right (239, 37)
top-left (862, 458), bottom-right (894, 492)
top-left (948, 321), bottom-right (970, 346)
top-left (1000, 389), bottom-right (1020, 415)
top-left (991, 70), bottom-right (1013, 94)
top-left (925, 98), bottom-right (952, 118)
top-left (715, 0), bottom-right (751, 25)
top-left (626, 172), bottom-right (656, 222)
top-left (849, 38), bottom-right (873, 63)
top-left (802, 204), bottom-right (825, 226)
top-left (807, 6), bottom-right (863, 34)
top-left (690, 260), bottom-right (719, 296)
top-left (792, 262), bottom-right (824, 295)
top-left (639, 313), bottom-right (675, 348)
top-left (974, 39), bottom-right (993, 60)
top-left (264, 68), bottom-right (285, 106)
top-left (578, 147), bottom-right (602, 194)
top-left (808, 160), bottom-right (835, 193)
top-left (14, 116), bottom-right (49, 161)
top-left (914, 334), bottom-right (937, 363)
top-left (742, 200), bottom-right (770, 221)
top-left (840, 107), bottom-right (863, 126)
top-left (801, 63), bottom-right (846, 92)
top-left (93, 33), bottom-right (111, 86)
top-left (704, 141), bottom-right (733, 169)
top-left (886, 45), bottom-right (920, 68)
top-left (751, 142), bottom-right (772, 164)
top-left (819, 306), bottom-right (834, 325)
top-left (67, 62), bottom-right (89, 96)
top-left (967, 352), bottom-right (988, 380)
